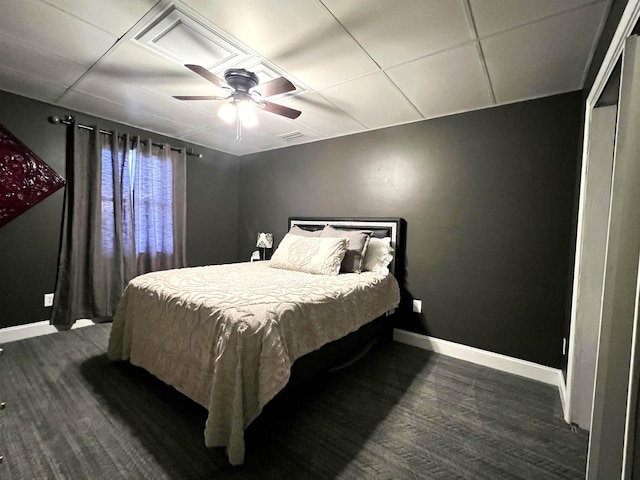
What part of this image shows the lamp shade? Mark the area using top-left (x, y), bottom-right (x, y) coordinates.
top-left (256, 232), bottom-right (273, 249)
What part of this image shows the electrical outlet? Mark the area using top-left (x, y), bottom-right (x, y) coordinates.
top-left (412, 299), bottom-right (422, 313)
top-left (44, 293), bottom-right (54, 307)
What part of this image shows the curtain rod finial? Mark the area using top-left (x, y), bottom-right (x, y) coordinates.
top-left (187, 147), bottom-right (203, 158)
top-left (49, 114), bottom-right (74, 125)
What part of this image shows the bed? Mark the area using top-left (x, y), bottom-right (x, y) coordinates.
top-left (107, 217), bottom-right (404, 465)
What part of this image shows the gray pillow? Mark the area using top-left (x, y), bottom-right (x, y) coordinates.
top-left (320, 225), bottom-right (373, 273)
top-left (289, 225), bottom-right (322, 237)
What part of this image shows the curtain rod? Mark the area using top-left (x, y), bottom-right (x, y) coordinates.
top-left (48, 114), bottom-right (202, 158)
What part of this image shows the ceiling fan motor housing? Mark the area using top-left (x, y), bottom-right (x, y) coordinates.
top-left (224, 68), bottom-right (259, 93)
top-left (176, 64), bottom-right (301, 119)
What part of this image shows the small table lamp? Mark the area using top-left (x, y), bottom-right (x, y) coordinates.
top-left (256, 232), bottom-right (273, 260)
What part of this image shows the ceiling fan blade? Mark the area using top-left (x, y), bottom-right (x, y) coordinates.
top-left (184, 64), bottom-right (229, 90)
top-left (173, 95), bottom-right (227, 100)
top-left (173, 95), bottom-right (226, 101)
top-left (259, 100), bottom-right (302, 119)
top-left (254, 77), bottom-right (296, 98)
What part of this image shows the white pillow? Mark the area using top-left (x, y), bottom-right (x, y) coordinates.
top-left (363, 237), bottom-right (394, 274)
top-left (270, 234), bottom-right (348, 275)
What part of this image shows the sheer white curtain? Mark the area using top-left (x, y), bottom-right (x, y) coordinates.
top-left (52, 125), bottom-right (186, 328)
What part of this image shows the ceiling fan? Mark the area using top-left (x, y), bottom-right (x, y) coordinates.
top-left (173, 64), bottom-right (302, 140)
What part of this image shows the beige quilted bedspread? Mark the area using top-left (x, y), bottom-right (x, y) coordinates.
top-left (107, 261), bottom-right (400, 465)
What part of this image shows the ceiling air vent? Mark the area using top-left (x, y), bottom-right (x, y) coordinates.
top-left (277, 131), bottom-right (304, 141)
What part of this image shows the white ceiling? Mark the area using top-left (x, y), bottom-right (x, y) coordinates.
top-left (0, 0), bottom-right (611, 156)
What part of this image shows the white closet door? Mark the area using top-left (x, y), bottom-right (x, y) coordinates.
top-left (567, 102), bottom-right (616, 430)
top-left (587, 34), bottom-right (640, 480)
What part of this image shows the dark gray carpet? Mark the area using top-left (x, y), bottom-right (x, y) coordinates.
top-left (0, 324), bottom-right (587, 479)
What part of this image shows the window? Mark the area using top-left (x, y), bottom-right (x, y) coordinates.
top-left (101, 144), bottom-right (174, 257)
top-left (132, 148), bottom-right (174, 256)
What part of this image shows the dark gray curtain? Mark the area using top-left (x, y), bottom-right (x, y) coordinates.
top-left (51, 124), bottom-right (186, 329)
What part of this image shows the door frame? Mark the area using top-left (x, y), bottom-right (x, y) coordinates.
top-left (566, 0), bottom-right (640, 426)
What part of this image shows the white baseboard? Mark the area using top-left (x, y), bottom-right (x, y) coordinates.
top-left (392, 329), bottom-right (562, 386)
top-left (0, 319), bottom-right (94, 344)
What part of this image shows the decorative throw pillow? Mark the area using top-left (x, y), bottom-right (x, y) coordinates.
top-left (320, 226), bottom-right (373, 273)
top-left (363, 237), bottom-right (394, 274)
top-left (270, 234), bottom-right (348, 275)
top-left (288, 225), bottom-right (323, 237)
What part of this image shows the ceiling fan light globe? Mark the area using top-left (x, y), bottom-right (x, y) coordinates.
top-left (218, 102), bottom-right (236, 124)
top-left (238, 101), bottom-right (258, 127)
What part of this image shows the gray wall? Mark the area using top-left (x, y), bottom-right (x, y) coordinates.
top-left (0, 90), bottom-right (239, 329)
top-left (238, 92), bottom-right (582, 368)
top-left (0, 89), bottom-right (582, 368)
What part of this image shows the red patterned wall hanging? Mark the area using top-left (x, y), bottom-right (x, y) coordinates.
top-left (0, 122), bottom-right (65, 227)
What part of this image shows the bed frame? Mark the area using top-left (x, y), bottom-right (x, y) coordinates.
top-left (283, 217), bottom-right (406, 388)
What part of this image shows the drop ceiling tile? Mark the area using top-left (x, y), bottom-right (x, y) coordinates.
top-left (252, 109), bottom-right (321, 143)
top-left (322, 0), bottom-right (473, 68)
top-left (281, 92), bottom-right (365, 138)
top-left (70, 71), bottom-right (221, 129)
top-left (470, 0), bottom-right (605, 37)
top-left (181, 0), bottom-right (378, 89)
top-left (91, 42), bottom-right (303, 130)
top-left (0, 0), bottom-right (117, 65)
top-left (482, 2), bottom-right (609, 104)
top-left (62, 90), bottom-right (197, 140)
top-left (212, 114), bottom-right (318, 147)
top-left (0, 33), bottom-right (86, 89)
top-left (189, 111), bottom-right (321, 154)
top-left (93, 40), bottom-right (228, 99)
top-left (181, 125), bottom-right (268, 155)
top-left (233, 128), bottom-right (293, 150)
top-left (178, 96), bottom-right (322, 152)
top-left (60, 90), bottom-right (153, 125)
top-left (40, 0), bottom-right (158, 37)
top-left (171, 100), bottom-right (230, 125)
top-left (387, 42), bottom-right (494, 120)
top-left (0, 65), bottom-right (67, 103)
top-left (319, 73), bottom-right (422, 129)
top-left (126, 112), bottom-right (201, 140)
